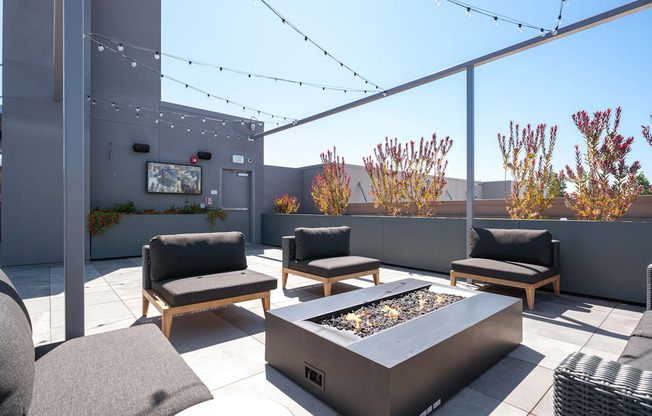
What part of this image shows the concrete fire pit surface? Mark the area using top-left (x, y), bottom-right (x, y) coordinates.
top-left (265, 279), bottom-right (523, 416)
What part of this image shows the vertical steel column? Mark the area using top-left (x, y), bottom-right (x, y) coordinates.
top-left (466, 66), bottom-right (475, 264)
top-left (63, 0), bottom-right (85, 339)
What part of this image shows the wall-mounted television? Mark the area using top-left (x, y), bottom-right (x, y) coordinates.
top-left (147, 161), bottom-right (202, 195)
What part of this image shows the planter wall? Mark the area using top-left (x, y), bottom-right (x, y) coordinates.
top-left (90, 214), bottom-right (225, 259)
top-left (262, 213), bottom-right (651, 304)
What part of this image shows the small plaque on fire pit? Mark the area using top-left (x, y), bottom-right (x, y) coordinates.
top-left (319, 288), bottom-right (465, 338)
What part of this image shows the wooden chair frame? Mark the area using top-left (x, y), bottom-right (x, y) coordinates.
top-left (142, 289), bottom-right (271, 339)
top-left (282, 268), bottom-right (380, 297)
top-left (450, 271), bottom-right (560, 310)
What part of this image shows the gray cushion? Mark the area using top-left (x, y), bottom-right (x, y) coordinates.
top-left (149, 232), bottom-right (247, 282)
top-left (451, 258), bottom-right (558, 285)
top-left (29, 324), bottom-right (212, 416)
top-left (0, 270), bottom-right (35, 416)
top-left (470, 228), bottom-right (554, 266)
top-left (294, 226), bottom-right (351, 261)
top-left (152, 270), bottom-right (278, 307)
top-left (618, 335), bottom-right (652, 372)
top-left (291, 256), bottom-right (380, 279)
top-left (631, 311), bottom-right (652, 338)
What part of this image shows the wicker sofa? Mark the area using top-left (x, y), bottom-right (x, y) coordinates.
top-left (142, 231), bottom-right (277, 338)
top-left (0, 270), bottom-right (212, 415)
top-left (450, 227), bottom-right (560, 310)
top-left (553, 264), bottom-right (652, 415)
top-left (282, 226), bottom-right (380, 297)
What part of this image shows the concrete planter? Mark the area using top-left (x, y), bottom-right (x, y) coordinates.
top-left (261, 213), bottom-right (651, 304)
top-left (91, 214), bottom-right (225, 259)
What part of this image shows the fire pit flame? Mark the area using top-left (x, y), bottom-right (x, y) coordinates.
top-left (346, 312), bottom-right (362, 330)
top-left (418, 299), bottom-right (426, 311)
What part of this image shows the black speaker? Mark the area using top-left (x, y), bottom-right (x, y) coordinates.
top-left (132, 143), bottom-right (150, 153)
top-left (197, 151), bottom-right (212, 160)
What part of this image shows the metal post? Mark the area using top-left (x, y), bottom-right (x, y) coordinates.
top-left (63, 0), bottom-right (85, 339)
top-left (466, 66), bottom-right (474, 264)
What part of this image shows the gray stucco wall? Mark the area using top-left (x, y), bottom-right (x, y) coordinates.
top-left (263, 165), bottom-right (303, 214)
top-left (2, 0), bottom-right (267, 265)
top-left (1, 0), bottom-right (91, 266)
top-left (262, 214), bottom-right (651, 304)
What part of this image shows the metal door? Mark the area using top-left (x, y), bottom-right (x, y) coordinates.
top-left (222, 169), bottom-right (251, 241)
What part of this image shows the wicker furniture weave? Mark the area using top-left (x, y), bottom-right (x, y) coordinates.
top-left (553, 264), bottom-right (652, 416)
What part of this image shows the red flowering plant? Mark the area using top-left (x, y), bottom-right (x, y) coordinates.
top-left (310, 147), bottom-right (352, 215)
top-left (498, 122), bottom-right (560, 219)
top-left (363, 134), bottom-right (453, 217)
top-left (564, 107), bottom-right (643, 221)
top-left (643, 114), bottom-right (651, 146)
top-left (273, 194), bottom-right (300, 214)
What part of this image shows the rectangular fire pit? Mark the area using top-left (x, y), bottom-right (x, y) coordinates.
top-left (265, 278), bottom-right (522, 416)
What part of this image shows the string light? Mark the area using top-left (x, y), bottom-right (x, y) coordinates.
top-left (117, 43), bottom-right (124, 52)
top-left (88, 32), bottom-right (372, 93)
top-left (97, 44), bottom-right (104, 51)
top-left (441, 0), bottom-right (551, 34)
top-left (256, 0), bottom-right (384, 90)
top-left (85, 34), bottom-right (298, 121)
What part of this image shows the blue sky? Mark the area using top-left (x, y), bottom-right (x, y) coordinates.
top-left (161, 1), bottom-right (652, 181)
top-left (5, 2), bottom-right (650, 182)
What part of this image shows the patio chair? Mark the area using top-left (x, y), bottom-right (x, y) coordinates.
top-left (450, 228), bottom-right (560, 310)
top-left (553, 264), bottom-right (652, 415)
top-left (0, 270), bottom-right (212, 415)
top-left (142, 231), bottom-right (277, 338)
top-left (282, 226), bottom-right (380, 297)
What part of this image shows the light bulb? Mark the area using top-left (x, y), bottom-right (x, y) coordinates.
top-left (552, 29), bottom-right (558, 36)
top-left (214, 133), bottom-right (218, 137)
top-left (136, 113), bottom-right (139, 118)
top-left (241, 120), bottom-right (245, 126)
top-left (248, 74), bottom-right (252, 81)
top-left (494, 17), bottom-right (499, 26)
top-left (187, 127), bottom-right (191, 132)
top-left (98, 44), bottom-right (104, 52)
top-left (518, 24), bottom-right (523, 33)
top-left (202, 117), bottom-right (206, 123)
top-left (436, 0), bottom-right (440, 5)
top-left (181, 114), bottom-right (185, 120)
top-left (131, 61), bottom-right (137, 67)
top-left (115, 107), bottom-right (119, 112)
top-left (540, 29), bottom-right (545, 37)
top-left (304, 36), bottom-right (308, 45)
top-left (92, 100), bottom-right (96, 105)
top-left (188, 61), bottom-right (192, 67)
top-left (201, 130), bottom-right (205, 135)
top-left (227, 135), bottom-right (230, 139)
top-left (281, 19), bottom-right (286, 27)
top-left (324, 51), bottom-right (328, 59)
top-left (111, 102), bottom-right (116, 107)
top-left (466, 7), bottom-right (471, 17)
top-left (171, 123), bottom-right (175, 128)
top-left (242, 107), bottom-right (246, 112)
top-left (258, 122), bottom-right (262, 126)
top-left (155, 119), bottom-right (159, 124)
top-left (222, 121), bottom-right (226, 126)
top-left (159, 112), bottom-right (163, 118)
top-left (136, 107), bottom-right (140, 112)
top-left (154, 51), bottom-right (160, 60)
top-left (117, 44), bottom-right (124, 52)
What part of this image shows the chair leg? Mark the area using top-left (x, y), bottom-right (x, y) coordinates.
top-left (261, 294), bottom-right (271, 311)
top-left (323, 282), bottom-right (332, 297)
top-left (373, 271), bottom-right (380, 286)
top-left (525, 287), bottom-right (535, 311)
top-left (161, 312), bottom-right (173, 339)
top-left (142, 294), bottom-right (149, 317)
top-left (282, 271), bottom-right (289, 289)
top-left (553, 277), bottom-right (561, 296)
top-left (450, 272), bottom-right (458, 286)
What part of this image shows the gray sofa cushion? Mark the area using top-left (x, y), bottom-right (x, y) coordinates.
top-left (149, 232), bottom-right (247, 282)
top-left (152, 270), bottom-right (278, 307)
top-left (29, 324), bottom-right (212, 416)
top-left (294, 226), bottom-right (351, 261)
top-left (470, 228), bottom-right (554, 266)
top-left (631, 311), bottom-right (652, 338)
top-left (618, 335), bottom-right (652, 372)
top-left (451, 258), bottom-right (558, 285)
top-left (0, 271), bottom-right (35, 416)
top-left (291, 256), bottom-right (380, 279)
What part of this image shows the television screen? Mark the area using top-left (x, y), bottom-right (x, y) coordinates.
top-left (147, 162), bottom-right (202, 195)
